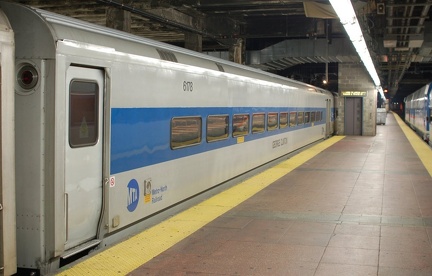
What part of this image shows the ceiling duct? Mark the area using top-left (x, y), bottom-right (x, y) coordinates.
top-left (384, 34), bottom-right (398, 48)
top-left (245, 37), bottom-right (359, 71)
top-left (408, 34), bottom-right (424, 48)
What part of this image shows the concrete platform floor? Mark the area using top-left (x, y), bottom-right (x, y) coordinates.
top-left (130, 113), bottom-right (432, 275)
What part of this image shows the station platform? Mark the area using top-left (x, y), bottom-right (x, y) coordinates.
top-left (59, 112), bottom-right (432, 276)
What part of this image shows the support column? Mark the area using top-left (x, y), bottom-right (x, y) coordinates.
top-left (184, 13), bottom-right (203, 52)
top-left (337, 63), bottom-right (377, 136)
top-left (185, 32), bottom-right (202, 52)
top-left (229, 38), bottom-right (244, 64)
top-left (106, 3), bottom-right (132, 32)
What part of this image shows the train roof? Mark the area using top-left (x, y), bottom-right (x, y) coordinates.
top-left (1, 1), bottom-right (333, 96)
top-left (404, 82), bottom-right (432, 101)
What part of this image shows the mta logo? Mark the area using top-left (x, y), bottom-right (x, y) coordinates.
top-left (127, 179), bottom-right (139, 212)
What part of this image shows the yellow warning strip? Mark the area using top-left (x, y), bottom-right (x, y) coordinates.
top-left (393, 112), bottom-right (432, 177)
top-left (58, 136), bottom-right (344, 276)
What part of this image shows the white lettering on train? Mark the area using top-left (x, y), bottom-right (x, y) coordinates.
top-left (128, 187), bottom-right (138, 205)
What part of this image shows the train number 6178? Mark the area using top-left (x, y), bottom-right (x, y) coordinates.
top-left (183, 81), bottom-right (193, 92)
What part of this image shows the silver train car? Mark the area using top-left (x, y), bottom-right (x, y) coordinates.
top-left (404, 83), bottom-right (432, 144)
top-left (0, 2), bottom-right (335, 274)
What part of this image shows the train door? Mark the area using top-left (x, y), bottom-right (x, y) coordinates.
top-left (326, 98), bottom-right (332, 137)
top-left (427, 86), bottom-right (432, 138)
top-left (0, 8), bottom-right (16, 275)
top-left (65, 66), bottom-right (103, 251)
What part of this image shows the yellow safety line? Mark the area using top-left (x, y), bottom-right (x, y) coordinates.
top-left (58, 136), bottom-right (345, 276)
top-left (393, 111), bottom-right (432, 177)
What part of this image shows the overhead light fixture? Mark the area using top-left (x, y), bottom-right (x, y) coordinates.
top-left (329, 0), bottom-right (385, 99)
top-left (377, 3), bottom-right (385, 15)
top-left (394, 47), bottom-right (410, 52)
top-left (378, 86), bottom-right (385, 100)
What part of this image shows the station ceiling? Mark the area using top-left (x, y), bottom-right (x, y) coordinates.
top-left (8, 0), bottom-right (432, 102)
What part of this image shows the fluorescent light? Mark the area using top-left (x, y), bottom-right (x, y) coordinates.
top-left (378, 86), bottom-right (386, 100)
top-left (329, 0), bottom-right (382, 95)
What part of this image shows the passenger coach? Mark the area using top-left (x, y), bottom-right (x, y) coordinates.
top-left (404, 83), bottom-right (432, 144)
top-left (0, 2), bottom-right (335, 274)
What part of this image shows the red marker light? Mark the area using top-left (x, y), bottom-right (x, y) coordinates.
top-left (21, 70), bottom-right (34, 85)
top-left (17, 64), bottom-right (38, 90)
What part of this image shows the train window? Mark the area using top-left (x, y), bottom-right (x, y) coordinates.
top-left (318, 111), bottom-right (322, 121)
top-left (298, 112), bottom-right (304, 125)
top-left (311, 112), bottom-right (316, 122)
top-left (233, 114), bottom-right (249, 137)
top-left (280, 112), bottom-right (288, 128)
top-left (289, 112), bottom-right (297, 127)
top-left (207, 115), bottom-right (229, 142)
top-left (267, 113), bottom-right (278, 131)
top-left (305, 112), bottom-right (310, 124)
top-left (171, 117), bottom-right (202, 149)
top-left (69, 81), bottom-right (99, 148)
top-left (252, 113), bottom-right (265, 134)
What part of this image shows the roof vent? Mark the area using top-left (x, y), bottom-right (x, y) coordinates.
top-left (216, 63), bottom-right (225, 72)
top-left (156, 49), bottom-right (178, 62)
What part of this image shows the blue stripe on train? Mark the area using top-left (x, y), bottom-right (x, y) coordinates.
top-left (110, 107), bottom-right (326, 174)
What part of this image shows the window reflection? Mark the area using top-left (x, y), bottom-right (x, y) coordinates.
top-left (289, 112), bottom-right (297, 127)
top-left (69, 81), bottom-right (99, 148)
top-left (233, 114), bottom-right (249, 137)
top-left (207, 115), bottom-right (229, 142)
top-left (252, 113), bottom-right (265, 134)
top-left (280, 112), bottom-right (288, 128)
top-left (267, 113), bottom-right (278, 131)
top-left (171, 117), bottom-right (202, 149)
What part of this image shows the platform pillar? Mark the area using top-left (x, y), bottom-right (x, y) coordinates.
top-left (106, 2), bottom-right (132, 32)
top-left (337, 63), bottom-right (377, 136)
top-left (229, 38), bottom-right (244, 64)
top-left (185, 32), bottom-right (202, 52)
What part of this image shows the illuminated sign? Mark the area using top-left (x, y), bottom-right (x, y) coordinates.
top-left (341, 91), bottom-right (367, 97)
